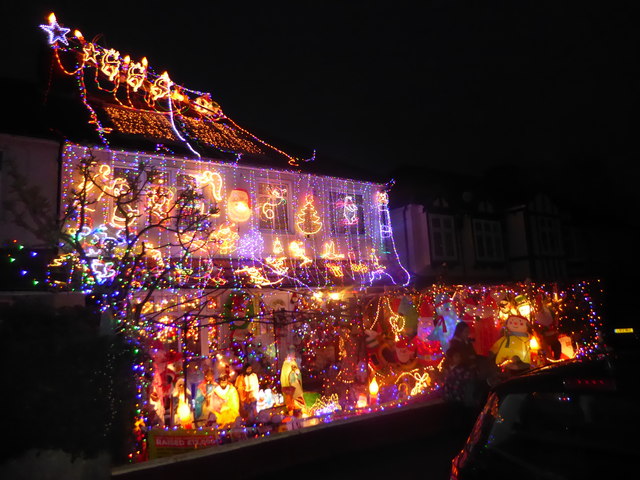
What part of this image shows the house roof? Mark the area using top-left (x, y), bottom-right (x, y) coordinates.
top-left (35, 14), bottom-right (331, 175)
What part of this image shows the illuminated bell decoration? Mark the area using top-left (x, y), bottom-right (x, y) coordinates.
top-left (227, 189), bottom-right (251, 223)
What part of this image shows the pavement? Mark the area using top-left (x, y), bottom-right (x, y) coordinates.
top-left (111, 392), bottom-right (474, 480)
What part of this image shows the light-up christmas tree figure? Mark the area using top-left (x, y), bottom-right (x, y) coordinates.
top-left (295, 194), bottom-right (322, 235)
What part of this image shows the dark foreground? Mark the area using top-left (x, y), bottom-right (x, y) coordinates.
top-left (111, 395), bottom-right (475, 480)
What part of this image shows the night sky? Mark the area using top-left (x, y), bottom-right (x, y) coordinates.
top-left (2, 1), bottom-right (638, 183)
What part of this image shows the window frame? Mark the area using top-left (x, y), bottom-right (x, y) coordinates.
top-left (328, 190), bottom-right (366, 236)
top-left (256, 180), bottom-right (291, 233)
top-left (429, 213), bottom-right (457, 261)
top-left (472, 218), bottom-right (504, 263)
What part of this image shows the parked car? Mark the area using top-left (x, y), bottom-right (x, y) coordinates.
top-left (450, 347), bottom-right (640, 480)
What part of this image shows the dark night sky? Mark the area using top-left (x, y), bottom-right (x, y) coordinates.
top-left (1, 2), bottom-right (638, 325)
top-left (1, 1), bottom-right (639, 184)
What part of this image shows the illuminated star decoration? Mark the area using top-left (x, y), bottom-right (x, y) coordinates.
top-left (40, 13), bottom-right (71, 46)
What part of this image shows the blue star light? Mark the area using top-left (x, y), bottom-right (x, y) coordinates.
top-left (40, 14), bottom-right (70, 46)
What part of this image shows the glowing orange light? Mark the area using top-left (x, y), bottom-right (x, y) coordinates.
top-left (369, 377), bottom-right (379, 405)
top-left (321, 240), bottom-right (344, 260)
top-left (195, 170), bottom-right (223, 202)
top-left (149, 72), bottom-right (171, 101)
top-left (126, 57), bottom-right (147, 92)
top-left (529, 336), bottom-right (540, 351)
top-left (100, 48), bottom-right (121, 82)
top-left (289, 241), bottom-right (312, 267)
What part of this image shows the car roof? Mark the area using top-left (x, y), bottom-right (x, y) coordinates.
top-left (492, 349), bottom-right (640, 397)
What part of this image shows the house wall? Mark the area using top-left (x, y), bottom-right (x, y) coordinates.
top-left (60, 143), bottom-right (408, 288)
top-left (460, 214), bottom-right (510, 282)
top-left (61, 142), bottom-right (384, 258)
top-left (390, 204), bottom-right (431, 277)
top-left (505, 207), bottom-right (531, 279)
top-left (0, 133), bottom-right (61, 247)
top-left (391, 193), bottom-right (575, 283)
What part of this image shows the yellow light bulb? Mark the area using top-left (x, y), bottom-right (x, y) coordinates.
top-left (530, 336), bottom-right (540, 351)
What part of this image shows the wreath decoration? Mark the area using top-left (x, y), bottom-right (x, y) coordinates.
top-left (223, 289), bottom-right (256, 330)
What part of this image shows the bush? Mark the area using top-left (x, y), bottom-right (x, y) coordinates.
top-left (0, 299), bottom-right (137, 465)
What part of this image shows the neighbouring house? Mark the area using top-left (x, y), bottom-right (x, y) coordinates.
top-left (387, 165), bottom-right (603, 286)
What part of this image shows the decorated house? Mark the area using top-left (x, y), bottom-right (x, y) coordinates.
top-left (2, 13), bottom-right (418, 446)
top-left (0, 14), bottom-right (607, 463)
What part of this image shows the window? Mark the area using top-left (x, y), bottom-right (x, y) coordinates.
top-left (257, 182), bottom-right (289, 232)
top-left (429, 213), bottom-right (457, 261)
top-left (146, 169), bottom-right (169, 186)
top-left (481, 391), bottom-right (637, 477)
top-left (174, 172), bottom-right (209, 231)
top-left (0, 150), bottom-right (4, 221)
top-left (473, 219), bottom-right (504, 262)
top-left (108, 165), bottom-right (142, 230)
top-left (113, 166), bottom-right (140, 186)
top-left (537, 216), bottom-right (562, 256)
top-left (329, 191), bottom-right (365, 235)
top-left (177, 172), bottom-right (196, 189)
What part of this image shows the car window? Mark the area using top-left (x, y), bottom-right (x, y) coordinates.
top-left (484, 391), bottom-right (637, 475)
